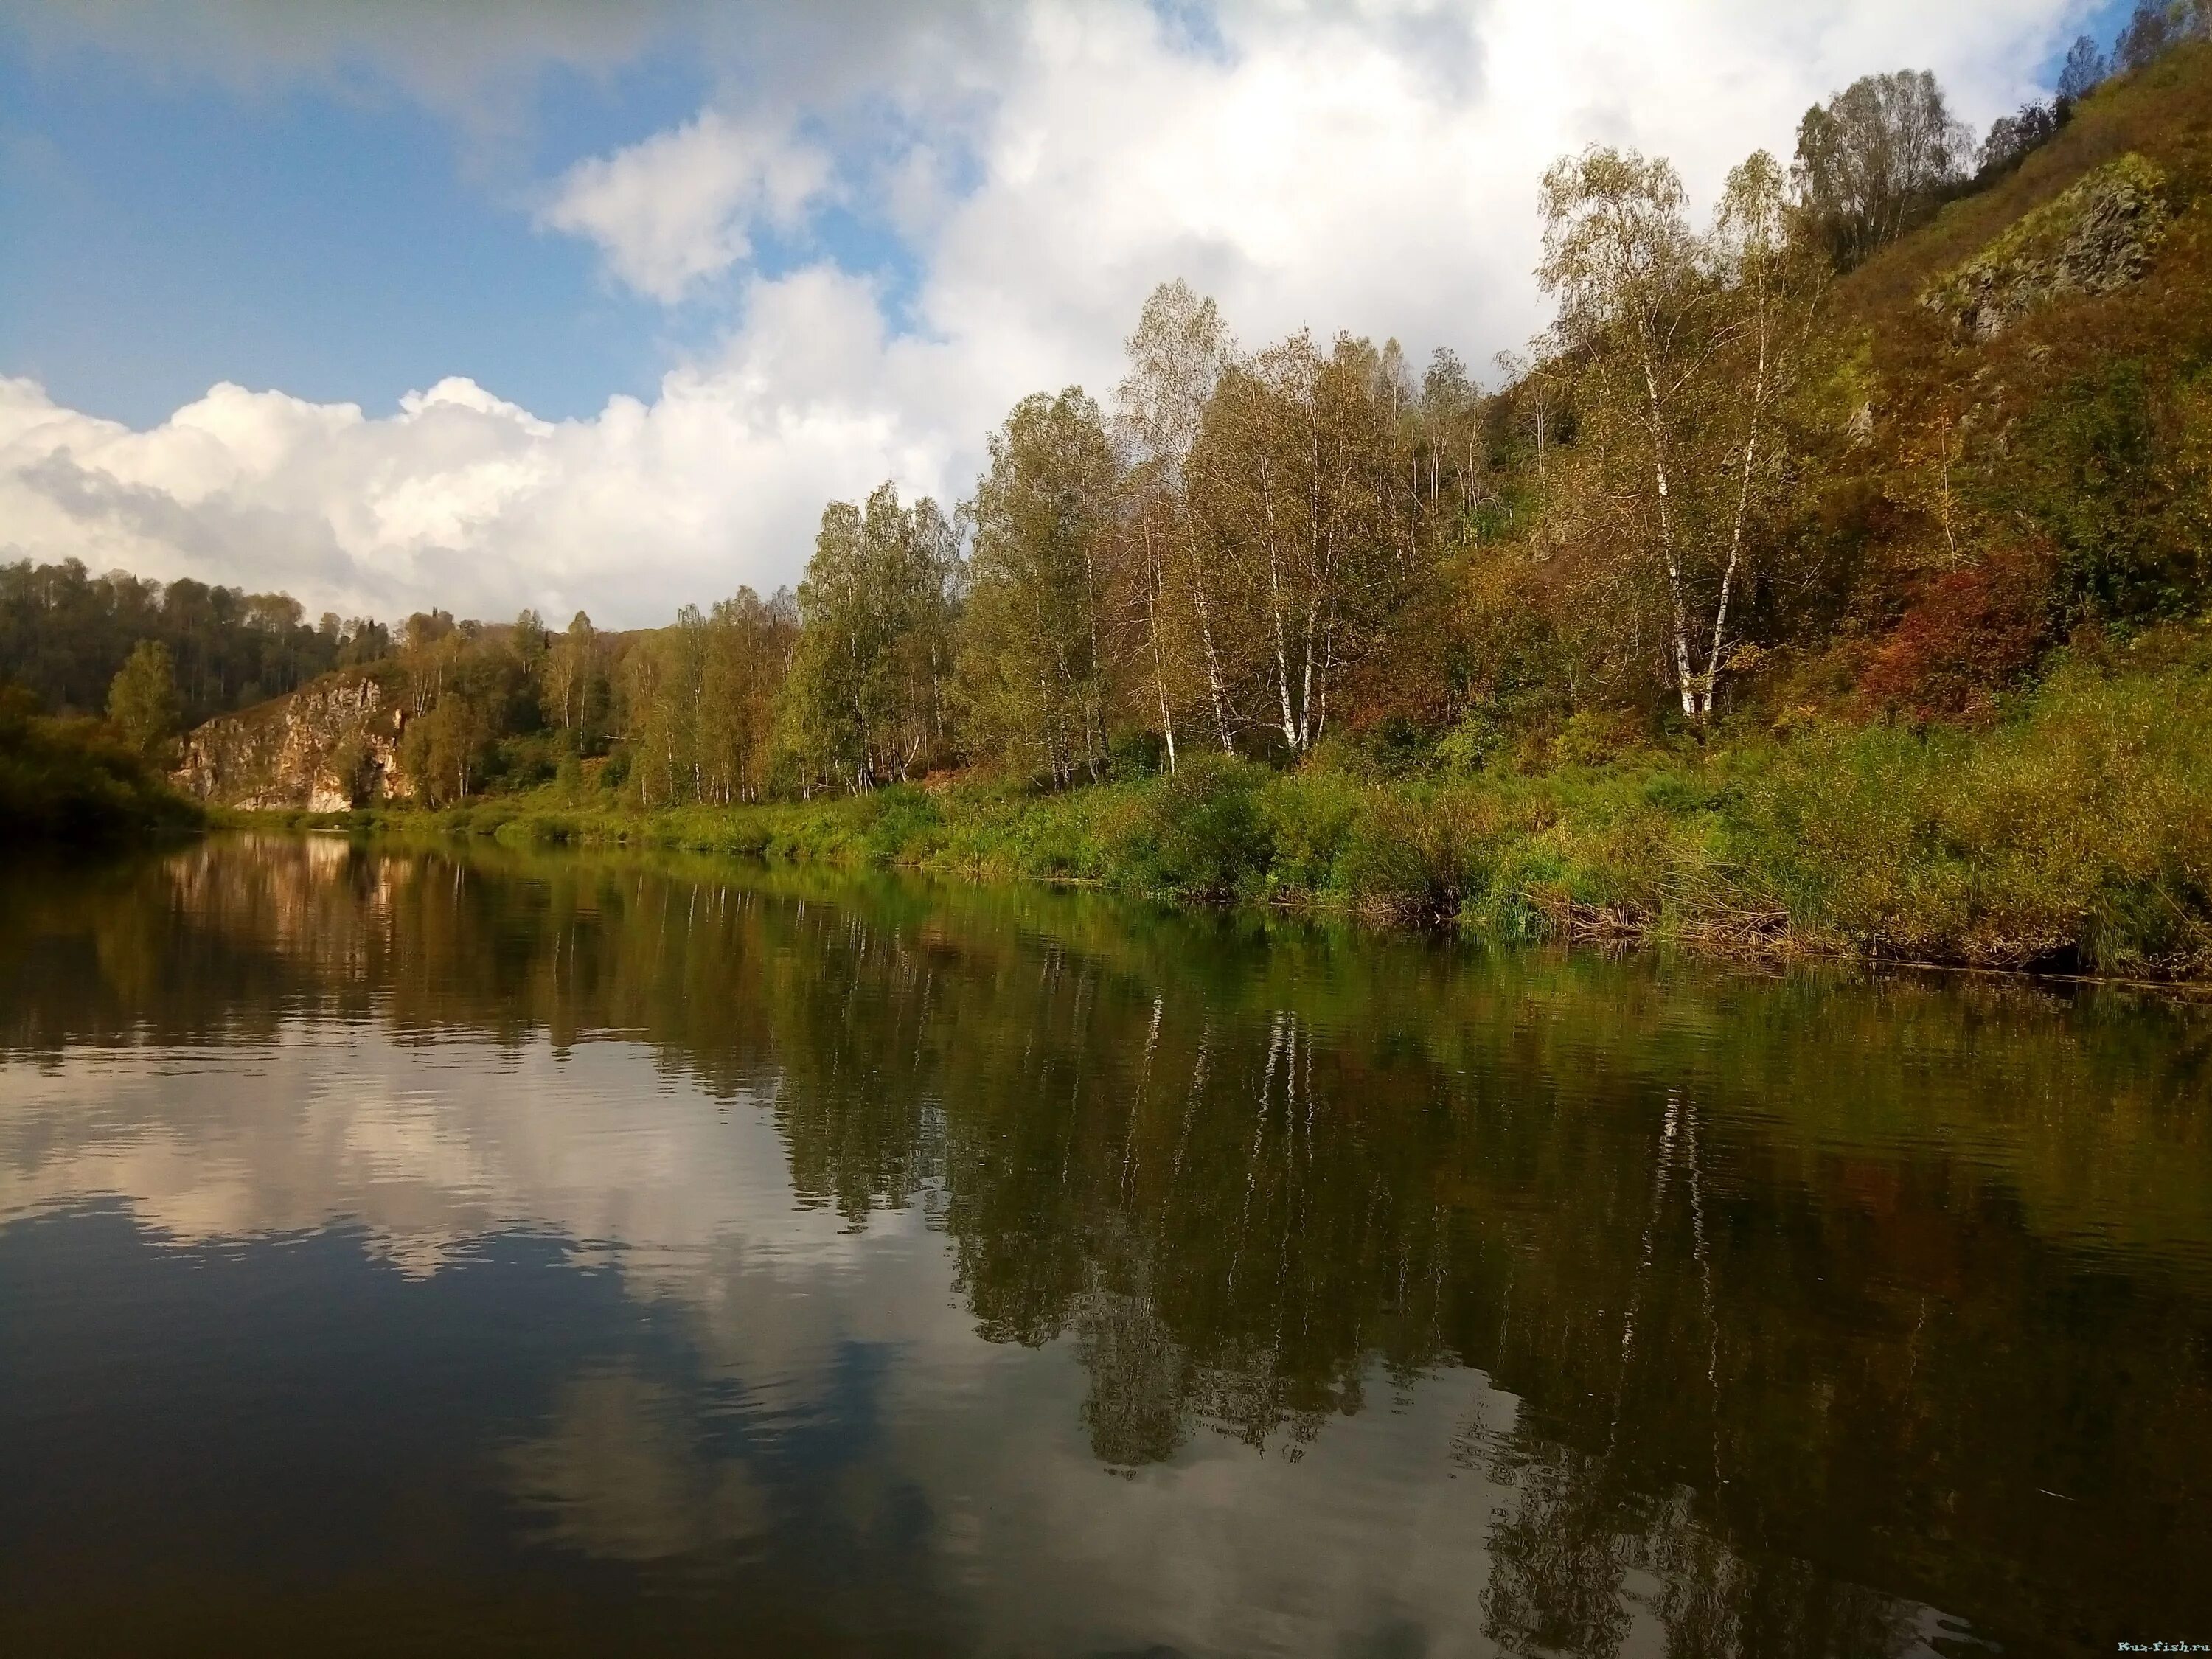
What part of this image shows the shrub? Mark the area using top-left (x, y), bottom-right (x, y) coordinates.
top-left (859, 785), bottom-right (946, 863)
top-left (1138, 754), bottom-right (1273, 897)
top-left (1433, 709), bottom-right (1506, 775)
top-left (1859, 548), bottom-right (2053, 719)
top-left (1551, 709), bottom-right (1638, 768)
top-left (0, 681), bottom-right (203, 844)
top-left (2010, 357), bottom-right (2205, 622)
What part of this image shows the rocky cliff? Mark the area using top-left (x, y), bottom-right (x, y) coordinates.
top-left (1922, 153), bottom-right (2172, 340)
top-left (173, 668), bottom-right (414, 810)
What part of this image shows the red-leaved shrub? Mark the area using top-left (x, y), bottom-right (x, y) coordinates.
top-left (1860, 550), bottom-right (2053, 720)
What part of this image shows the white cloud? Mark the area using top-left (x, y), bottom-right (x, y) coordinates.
top-left (0, 304), bottom-right (942, 626)
top-left (541, 112), bottom-right (835, 303)
top-left (0, 0), bottom-right (2100, 626)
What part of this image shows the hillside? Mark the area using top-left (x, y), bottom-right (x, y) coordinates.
top-left (1792, 40), bottom-right (2212, 713)
top-left (174, 41), bottom-right (2212, 977)
top-left (0, 559), bottom-right (391, 728)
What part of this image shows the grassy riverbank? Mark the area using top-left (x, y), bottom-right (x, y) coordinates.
top-left (254, 636), bottom-right (2212, 979)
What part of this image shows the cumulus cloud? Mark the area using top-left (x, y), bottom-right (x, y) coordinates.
top-left (542, 112), bottom-right (835, 303)
top-left (0, 0), bottom-right (2098, 625)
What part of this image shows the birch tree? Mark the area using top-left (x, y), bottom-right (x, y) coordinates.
top-left (106, 639), bottom-right (181, 758)
top-left (1697, 152), bottom-right (1823, 718)
top-left (1189, 331), bottom-right (1416, 756)
top-left (1117, 280), bottom-right (1237, 757)
top-left (698, 586), bottom-right (796, 804)
top-left (542, 611), bottom-right (599, 740)
top-left (622, 605), bottom-right (706, 806)
top-left (778, 486), bottom-right (959, 793)
top-left (1537, 146), bottom-right (1820, 728)
top-left (781, 501), bottom-right (876, 793)
top-left (1791, 70), bottom-right (1969, 269)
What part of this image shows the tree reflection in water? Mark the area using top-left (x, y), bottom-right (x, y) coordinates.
top-left (4, 834), bottom-right (2208, 1658)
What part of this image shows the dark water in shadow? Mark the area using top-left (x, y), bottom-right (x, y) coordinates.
top-left (1, 835), bottom-right (2208, 1658)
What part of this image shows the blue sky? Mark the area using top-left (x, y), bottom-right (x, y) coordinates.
top-left (0, 23), bottom-right (942, 427)
top-left (0, 1), bottom-right (2133, 623)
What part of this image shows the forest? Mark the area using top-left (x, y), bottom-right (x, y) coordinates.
top-left (0, 558), bottom-right (389, 728)
top-left (8, 13), bottom-right (2212, 970)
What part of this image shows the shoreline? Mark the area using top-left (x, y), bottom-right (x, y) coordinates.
top-left (213, 716), bottom-right (2212, 990)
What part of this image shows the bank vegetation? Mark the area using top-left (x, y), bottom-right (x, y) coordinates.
top-left (22, 14), bottom-right (2212, 971)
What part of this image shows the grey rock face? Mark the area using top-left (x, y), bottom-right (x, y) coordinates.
top-left (1923, 154), bottom-right (2171, 341)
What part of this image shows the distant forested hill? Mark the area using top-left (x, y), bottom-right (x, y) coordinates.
top-left (0, 558), bottom-right (390, 727)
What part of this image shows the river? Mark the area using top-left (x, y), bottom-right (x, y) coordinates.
top-left (2, 835), bottom-right (2208, 1657)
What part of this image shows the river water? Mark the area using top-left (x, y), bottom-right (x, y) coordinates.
top-left (1, 835), bottom-right (2208, 1658)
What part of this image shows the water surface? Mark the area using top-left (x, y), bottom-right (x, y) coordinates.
top-left (3, 835), bottom-right (2209, 1657)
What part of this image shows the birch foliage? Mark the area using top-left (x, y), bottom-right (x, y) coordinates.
top-left (1537, 146), bottom-right (1823, 726)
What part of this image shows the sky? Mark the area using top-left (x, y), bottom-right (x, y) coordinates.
top-left (0, 0), bottom-right (2140, 628)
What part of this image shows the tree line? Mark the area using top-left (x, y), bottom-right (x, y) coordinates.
top-left (10, 13), bottom-right (2209, 805)
top-left (0, 557), bottom-right (391, 729)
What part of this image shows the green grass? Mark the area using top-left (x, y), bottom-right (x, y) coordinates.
top-left (254, 636), bottom-right (2212, 980)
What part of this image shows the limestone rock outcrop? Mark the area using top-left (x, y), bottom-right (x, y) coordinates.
top-left (1922, 154), bottom-right (2172, 341)
top-left (173, 668), bottom-right (413, 810)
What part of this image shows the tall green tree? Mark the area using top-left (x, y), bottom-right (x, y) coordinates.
top-left (1791, 70), bottom-right (1969, 269)
top-left (2115, 1), bottom-right (2210, 75)
top-left (698, 587), bottom-right (798, 804)
top-left (1, 557), bottom-right (369, 725)
top-left (540, 611), bottom-right (605, 748)
top-left (779, 484), bottom-right (961, 793)
top-left (623, 605), bottom-right (708, 807)
top-left (1186, 332), bottom-right (1424, 756)
top-left (107, 639), bottom-right (181, 758)
top-left (959, 389), bottom-right (1119, 785)
top-left (398, 692), bottom-right (490, 804)
top-left (1116, 279), bottom-right (1238, 764)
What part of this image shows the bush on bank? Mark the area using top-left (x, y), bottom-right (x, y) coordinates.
top-left (1, 683), bottom-right (204, 845)
top-left (254, 638), bottom-right (2212, 978)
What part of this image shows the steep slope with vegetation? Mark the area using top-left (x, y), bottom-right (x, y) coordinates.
top-left (52, 13), bottom-right (2212, 973)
